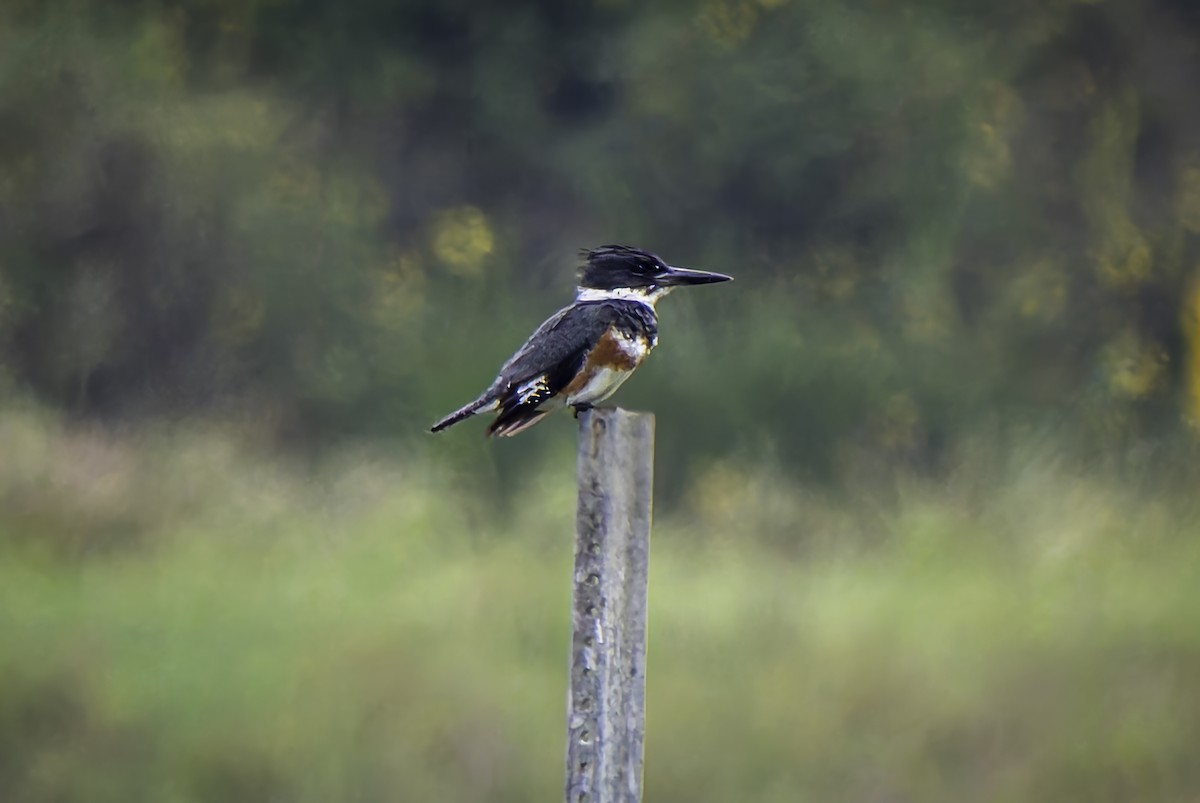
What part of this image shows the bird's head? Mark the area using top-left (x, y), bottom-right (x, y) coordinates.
top-left (577, 245), bottom-right (732, 302)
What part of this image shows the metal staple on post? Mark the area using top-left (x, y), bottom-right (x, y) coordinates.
top-left (565, 408), bottom-right (655, 803)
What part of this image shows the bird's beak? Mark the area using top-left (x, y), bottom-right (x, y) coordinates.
top-left (658, 265), bottom-right (734, 286)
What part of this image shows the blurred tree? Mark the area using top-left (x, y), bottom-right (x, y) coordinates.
top-left (2, 0), bottom-right (1200, 481)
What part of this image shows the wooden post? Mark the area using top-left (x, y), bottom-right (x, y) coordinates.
top-left (565, 408), bottom-right (655, 803)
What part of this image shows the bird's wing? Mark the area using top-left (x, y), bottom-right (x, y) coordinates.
top-left (497, 303), bottom-right (615, 383)
top-left (484, 302), bottom-right (620, 436)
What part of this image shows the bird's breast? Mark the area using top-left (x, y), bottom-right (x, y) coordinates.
top-left (562, 328), bottom-right (653, 406)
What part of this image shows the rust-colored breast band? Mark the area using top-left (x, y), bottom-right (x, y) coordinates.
top-left (561, 329), bottom-right (639, 397)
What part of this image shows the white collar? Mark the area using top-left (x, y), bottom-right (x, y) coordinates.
top-left (575, 286), bottom-right (671, 306)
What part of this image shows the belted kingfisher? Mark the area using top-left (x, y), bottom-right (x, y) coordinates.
top-left (430, 245), bottom-right (732, 437)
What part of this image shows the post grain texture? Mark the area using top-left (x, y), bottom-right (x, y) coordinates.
top-left (565, 408), bottom-right (655, 803)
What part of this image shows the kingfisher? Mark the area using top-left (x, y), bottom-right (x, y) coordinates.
top-left (430, 245), bottom-right (732, 437)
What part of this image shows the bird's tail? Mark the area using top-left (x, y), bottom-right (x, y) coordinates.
top-left (430, 395), bottom-right (492, 433)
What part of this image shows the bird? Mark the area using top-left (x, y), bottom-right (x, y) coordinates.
top-left (430, 245), bottom-right (733, 437)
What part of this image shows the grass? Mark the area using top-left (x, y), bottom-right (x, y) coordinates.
top-left (2, 403), bottom-right (1200, 802)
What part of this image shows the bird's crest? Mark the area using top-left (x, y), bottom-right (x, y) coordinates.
top-left (577, 245), bottom-right (667, 290)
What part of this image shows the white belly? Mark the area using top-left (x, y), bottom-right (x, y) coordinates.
top-left (565, 366), bottom-right (635, 407)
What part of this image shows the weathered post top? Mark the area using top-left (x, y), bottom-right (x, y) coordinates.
top-left (565, 408), bottom-right (655, 803)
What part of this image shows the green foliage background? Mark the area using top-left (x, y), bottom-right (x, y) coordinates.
top-left (4, 0), bottom-right (1200, 800)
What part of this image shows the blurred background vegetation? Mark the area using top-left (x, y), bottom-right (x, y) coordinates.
top-left (3, 0), bottom-right (1200, 800)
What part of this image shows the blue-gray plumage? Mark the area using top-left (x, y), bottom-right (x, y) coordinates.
top-left (431, 245), bottom-right (732, 437)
